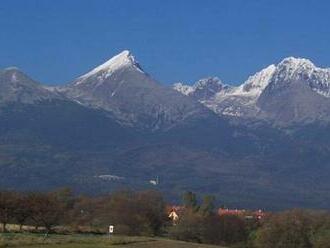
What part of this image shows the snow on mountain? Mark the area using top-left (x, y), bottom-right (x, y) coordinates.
top-left (223, 58), bottom-right (330, 121)
top-left (202, 64), bottom-right (277, 117)
top-left (173, 65), bottom-right (276, 117)
top-left (3, 53), bottom-right (330, 126)
top-left (232, 64), bottom-right (276, 99)
top-left (73, 50), bottom-right (144, 86)
top-left (267, 57), bottom-right (330, 97)
top-left (173, 83), bottom-right (194, 96)
top-left (256, 57), bottom-right (330, 123)
top-left (173, 77), bottom-right (231, 101)
top-left (61, 50), bottom-right (212, 130)
top-left (173, 57), bottom-right (330, 123)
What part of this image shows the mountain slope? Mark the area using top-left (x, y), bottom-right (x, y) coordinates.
top-left (0, 67), bottom-right (62, 104)
top-left (61, 50), bottom-right (213, 131)
top-left (174, 57), bottom-right (330, 125)
top-left (257, 57), bottom-right (330, 124)
top-left (204, 65), bottom-right (276, 118)
top-left (173, 77), bottom-right (231, 101)
top-left (2, 55), bottom-right (330, 209)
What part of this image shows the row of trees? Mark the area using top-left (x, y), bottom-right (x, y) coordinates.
top-left (0, 188), bottom-right (166, 235)
top-left (1, 188), bottom-right (330, 247)
top-left (70, 190), bottom-right (167, 235)
top-left (0, 188), bottom-right (73, 232)
top-left (171, 192), bottom-right (330, 247)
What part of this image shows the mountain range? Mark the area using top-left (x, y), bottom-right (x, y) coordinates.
top-left (1, 51), bottom-right (330, 210)
top-left (174, 57), bottom-right (330, 125)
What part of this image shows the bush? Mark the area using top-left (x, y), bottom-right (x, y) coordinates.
top-left (312, 229), bottom-right (330, 248)
top-left (170, 209), bottom-right (247, 246)
top-left (253, 210), bottom-right (313, 248)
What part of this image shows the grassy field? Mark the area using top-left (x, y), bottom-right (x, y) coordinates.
top-left (0, 233), bottom-right (226, 248)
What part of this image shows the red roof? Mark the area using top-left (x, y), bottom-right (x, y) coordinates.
top-left (218, 208), bottom-right (246, 216)
top-left (218, 208), bottom-right (267, 220)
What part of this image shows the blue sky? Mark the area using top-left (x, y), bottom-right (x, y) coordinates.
top-left (0, 0), bottom-right (329, 85)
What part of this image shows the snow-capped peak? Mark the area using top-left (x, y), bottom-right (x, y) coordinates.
top-left (269, 56), bottom-right (330, 96)
top-left (235, 57), bottom-right (330, 98)
top-left (204, 64), bottom-right (277, 118)
top-left (272, 57), bottom-right (316, 82)
top-left (174, 77), bottom-right (227, 95)
top-left (173, 83), bottom-right (194, 96)
top-left (173, 77), bottom-right (230, 101)
top-left (194, 77), bottom-right (223, 89)
top-left (234, 64), bottom-right (276, 98)
top-left (74, 50), bottom-right (144, 84)
top-left (278, 57), bottom-right (315, 70)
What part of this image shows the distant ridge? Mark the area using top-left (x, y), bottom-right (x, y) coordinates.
top-left (174, 57), bottom-right (330, 124)
top-left (1, 52), bottom-right (330, 209)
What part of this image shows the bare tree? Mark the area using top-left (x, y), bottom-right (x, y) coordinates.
top-left (0, 191), bottom-right (17, 232)
top-left (27, 192), bottom-right (65, 233)
top-left (13, 193), bottom-right (32, 231)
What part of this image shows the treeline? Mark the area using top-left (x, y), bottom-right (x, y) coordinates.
top-left (253, 210), bottom-right (330, 248)
top-left (171, 192), bottom-right (330, 247)
top-left (0, 189), bottom-right (166, 236)
top-left (0, 189), bottom-right (330, 248)
top-left (0, 188), bottom-right (74, 233)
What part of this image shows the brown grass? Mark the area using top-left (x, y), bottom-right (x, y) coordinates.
top-left (0, 233), bottom-right (226, 248)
